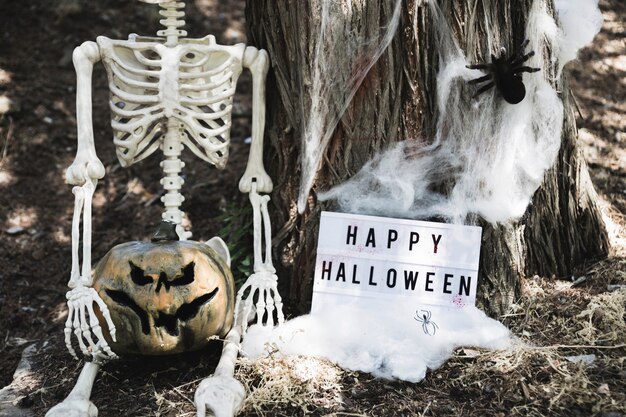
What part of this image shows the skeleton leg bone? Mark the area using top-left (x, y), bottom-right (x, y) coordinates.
top-left (46, 351), bottom-right (108, 417)
top-left (194, 325), bottom-right (246, 417)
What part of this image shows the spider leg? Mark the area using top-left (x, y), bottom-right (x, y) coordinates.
top-left (519, 39), bottom-right (530, 51)
top-left (513, 66), bottom-right (541, 74)
top-left (507, 39), bottom-right (531, 64)
top-left (468, 74), bottom-right (492, 85)
top-left (466, 63), bottom-right (490, 70)
top-left (511, 50), bottom-right (535, 66)
top-left (473, 82), bottom-right (494, 97)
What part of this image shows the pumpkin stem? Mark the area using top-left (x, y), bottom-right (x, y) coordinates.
top-left (152, 220), bottom-right (180, 242)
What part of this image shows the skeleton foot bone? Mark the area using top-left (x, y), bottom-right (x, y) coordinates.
top-left (195, 326), bottom-right (245, 417)
top-left (45, 398), bottom-right (98, 417)
top-left (194, 375), bottom-right (245, 417)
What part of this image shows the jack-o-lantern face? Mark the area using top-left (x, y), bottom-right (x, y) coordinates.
top-left (93, 240), bottom-right (235, 356)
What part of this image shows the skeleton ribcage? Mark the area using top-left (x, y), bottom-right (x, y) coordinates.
top-left (97, 35), bottom-right (244, 169)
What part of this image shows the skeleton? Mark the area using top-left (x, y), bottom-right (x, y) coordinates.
top-left (47, 1), bottom-right (283, 416)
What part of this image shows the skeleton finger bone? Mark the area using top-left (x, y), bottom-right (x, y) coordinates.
top-left (271, 286), bottom-right (285, 326)
top-left (254, 289), bottom-right (266, 325)
top-left (79, 303), bottom-right (97, 349)
top-left (90, 289), bottom-right (117, 342)
top-left (235, 283), bottom-right (255, 334)
top-left (87, 303), bottom-right (117, 358)
top-left (72, 300), bottom-right (90, 356)
top-left (64, 307), bottom-right (78, 359)
top-left (263, 288), bottom-right (276, 327)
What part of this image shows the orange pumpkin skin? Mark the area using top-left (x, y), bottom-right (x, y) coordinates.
top-left (92, 240), bottom-right (235, 356)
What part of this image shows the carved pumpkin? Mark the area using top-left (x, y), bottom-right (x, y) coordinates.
top-left (92, 238), bottom-right (235, 356)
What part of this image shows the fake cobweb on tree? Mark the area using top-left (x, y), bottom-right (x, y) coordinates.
top-left (243, 0), bottom-right (604, 383)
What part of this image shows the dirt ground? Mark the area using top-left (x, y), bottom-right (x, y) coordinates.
top-left (0, 0), bottom-right (624, 416)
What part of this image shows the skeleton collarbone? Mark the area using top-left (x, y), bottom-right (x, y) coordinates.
top-left (97, 34), bottom-right (245, 169)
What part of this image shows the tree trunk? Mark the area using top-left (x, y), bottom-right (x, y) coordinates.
top-left (245, 0), bottom-right (609, 317)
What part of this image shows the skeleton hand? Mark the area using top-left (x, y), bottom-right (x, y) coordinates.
top-left (234, 269), bottom-right (284, 334)
top-left (65, 286), bottom-right (117, 359)
top-left (195, 374), bottom-right (245, 417)
top-left (65, 155), bottom-right (105, 185)
top-left (239, 170), bottom-right (273, 193)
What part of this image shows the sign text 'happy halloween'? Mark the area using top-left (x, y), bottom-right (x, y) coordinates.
top-left (312, 212), bottom-right (483, 311)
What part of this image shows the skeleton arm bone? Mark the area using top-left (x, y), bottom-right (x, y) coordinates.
top-left (66, 41), bottom-right (105, 186)
top-left (234, 184), bottom-right (284, 333)
top-left (64, 41), bottom-right (117, 359)
top-left (239, 46), bottom-right (273, 193)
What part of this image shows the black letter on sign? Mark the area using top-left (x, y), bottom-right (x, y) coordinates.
top-left (346, 225), bottom-right (358, 245)
top-left (425, 272), bottom-right (435, 292)
top-left (459, 275), bottom-right (472, 296)
top-left (387, 229), bottom-right (398, 249)
top-left (351, 264), bottom-right (360, 284)
top-left (336, 262), bottom-right (346, 282)
top-left (443, 273), bottom-right (453, 294)
top-left (404, 270), bottom-right (419, 290)
top-left (368, 266), bottom-right (378, 286)
top-left (365, 228), bottom-right (376, 247)
top-left (321, 261), bottom-right (332, 280)
top-left (409, 232), bottom-right (420, 250)
top-left (432, 234), bottom-right (442, 254)
top-left (387, 269), bottom-right (397, 288)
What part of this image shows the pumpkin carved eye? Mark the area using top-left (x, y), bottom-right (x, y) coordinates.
top-left (130, 262), bottom-right (152, 286)
top-left (129, 261), bottom-right (196, 291)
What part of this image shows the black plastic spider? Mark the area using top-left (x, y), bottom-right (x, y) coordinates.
top-left (466, 39), bottom-right (540, 104)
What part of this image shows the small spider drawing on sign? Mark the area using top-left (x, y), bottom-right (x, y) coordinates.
top-left (466, 39), bottom-right (540, 104)
top-left (414, 309), bottom-right (439, 336)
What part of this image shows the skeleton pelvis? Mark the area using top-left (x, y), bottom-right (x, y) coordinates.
top-left (92, 240), bottom-right (235, 355)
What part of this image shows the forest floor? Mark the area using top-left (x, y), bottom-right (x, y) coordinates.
top-left (0, 0), bottom-right (624, 416)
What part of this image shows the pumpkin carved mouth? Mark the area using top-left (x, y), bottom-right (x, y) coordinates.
top-left (105, 287), bottom-right (219, 336)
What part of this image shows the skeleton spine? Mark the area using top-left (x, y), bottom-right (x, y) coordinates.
top-left (157, 1), bottom-right (187, 46)
top-left (160, 118), bottom-right (185, 225)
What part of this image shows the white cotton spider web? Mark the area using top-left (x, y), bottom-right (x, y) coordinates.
top-left (297, 0), bottom-right (402, 214)
top-left (319, 0), bottom-right (578, 225)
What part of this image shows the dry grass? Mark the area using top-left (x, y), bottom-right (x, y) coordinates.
top-left (236, 356), bottom-right (344, 416)
top-left (227, 265), bottom-right (626, 417)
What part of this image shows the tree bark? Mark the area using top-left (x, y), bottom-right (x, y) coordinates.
top-left (245, 0), bottom-right (609, 317)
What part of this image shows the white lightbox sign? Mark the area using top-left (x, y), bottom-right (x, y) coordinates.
top-left (312, 212), bottom-right (483, 313)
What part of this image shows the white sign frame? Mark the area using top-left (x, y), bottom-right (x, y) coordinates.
top-left (312, 212), bottom-right (482, 313)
